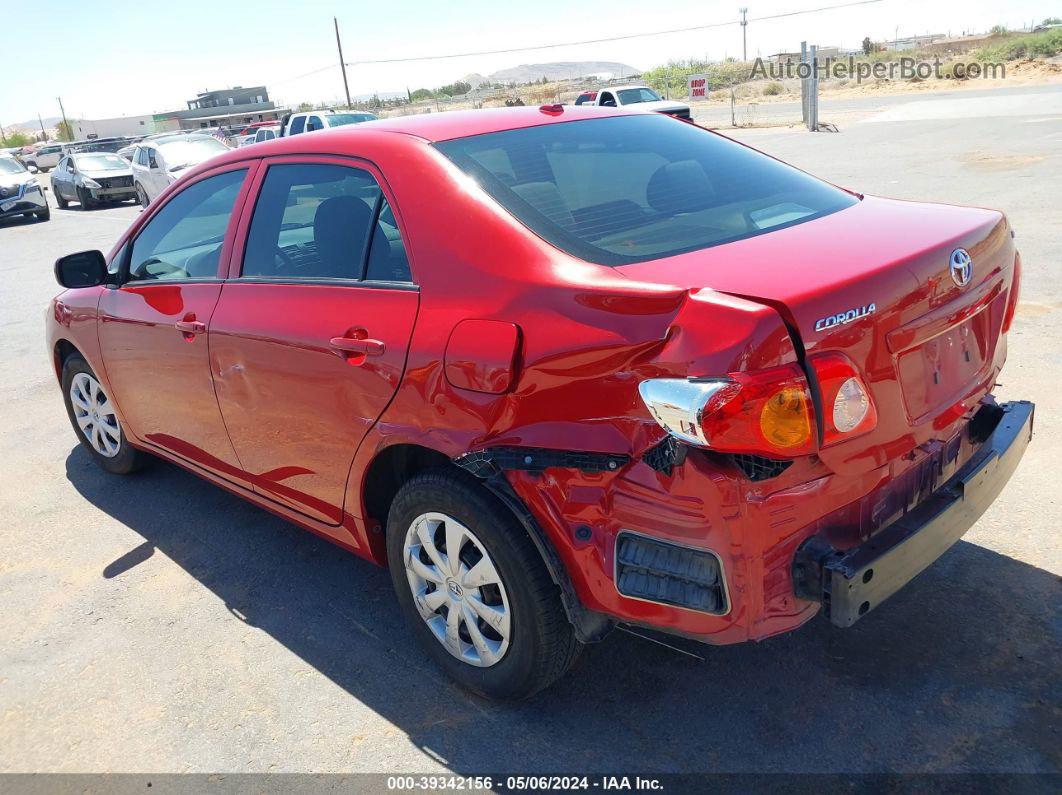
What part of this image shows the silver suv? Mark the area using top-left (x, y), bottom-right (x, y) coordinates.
top-left (0, 155), bottom-right (50, 222)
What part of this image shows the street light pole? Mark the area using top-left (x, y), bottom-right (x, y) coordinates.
top-left (740, 7), bottom-right (749, 61)
top-left (57, 96), bottom-right (70, 141)
top-left (334, 17), bottom-right (353, 109)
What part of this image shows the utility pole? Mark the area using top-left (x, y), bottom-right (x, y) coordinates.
top-left (0, 120), bottom-right (6, 144)
top-left (57, 96), bottom-right (70, 141)
top-left (38, 113), bottom-right (48, 142)
top-left (740, 7), bottom-right (749, 62)
top-left (334, 17), bottom-right (353, 109)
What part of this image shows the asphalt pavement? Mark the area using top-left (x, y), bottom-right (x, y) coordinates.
top-left (0, 85), bottom-right (1059, 775)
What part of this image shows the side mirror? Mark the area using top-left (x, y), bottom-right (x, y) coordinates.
top-left (55, 250), bottom-right (108, 288)
top-left (27, 164), bottom-right (39, 174)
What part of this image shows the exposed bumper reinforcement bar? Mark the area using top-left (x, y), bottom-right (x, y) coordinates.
top-left (794, 400), bottom-right (1035, 628)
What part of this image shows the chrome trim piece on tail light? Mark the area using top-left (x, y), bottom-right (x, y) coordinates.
top-left (637, 378), bottom-right (729, 446)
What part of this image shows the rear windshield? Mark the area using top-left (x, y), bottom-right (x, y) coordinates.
top-left (328, 113), bottom-right (378, 126)
top-left (435, 114), bottom-right (858, 265)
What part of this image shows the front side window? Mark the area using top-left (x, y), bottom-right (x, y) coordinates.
top-left (617, 87), bottom-right (661, 105)
top-left (241, 163), bottom-right (410, 282)
top-left (435, 114), bottom-right (858, 266)
top-left (289, 116), bottom-right (306, 135)
top-left (307, 116), bottom-right (323, 132)
top-left (127, 169), bottom-right (246, 282)
top-left (598, 92), bottom-right (617, 107)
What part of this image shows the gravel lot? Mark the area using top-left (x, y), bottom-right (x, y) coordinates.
top-left (1, 85), bottom-right (1059, 775)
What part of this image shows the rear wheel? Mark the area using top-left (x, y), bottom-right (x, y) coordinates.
top-left (135, 183), bottom-right (149, 208)
top-left (61, 355), bottom-right (147, 475)
top-left (54, 186), bottom-right (68, 209)
top-left (35, 204), bottom-right (50, 221)
top-left (387, 470), bottom-right (580, 700)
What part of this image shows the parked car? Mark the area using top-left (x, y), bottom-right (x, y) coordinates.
top-left (24, 143), bottom-right (66, 173)
top-left (51, 152), bottom-right (137, 209)
top-left (248, 124), bottom-right (281, 145)
top-left (574, 84), bottom-right (691, 119)
top-left (0, 154), bottom-right (49, 222)
top-left (131, 134), bottom-right (229, 206)
top-left (46, 107), bottom-right (1031, 700)
top-left (236, 134), bottom-right (257, 148)
top-left (278, 110), bottom-right (378, 137)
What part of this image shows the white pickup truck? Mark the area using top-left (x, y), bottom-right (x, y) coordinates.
top-left (573, 85), bottom-right (691, 119)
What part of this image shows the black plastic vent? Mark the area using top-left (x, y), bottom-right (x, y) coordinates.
top-left (615, 532), bottom-right (726, 614)
top-left (731, 454), bottom-right (793, 481)
top-left (642, 436), bottom-right (687, 475)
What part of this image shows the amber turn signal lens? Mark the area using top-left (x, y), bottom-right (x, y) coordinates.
top-left (759, 386), bottom-right (813, 449)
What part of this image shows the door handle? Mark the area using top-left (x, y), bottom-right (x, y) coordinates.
top-left (175, 319), bottom-right (206, 334)
top-left (330, 335), bottom-right (386, 356)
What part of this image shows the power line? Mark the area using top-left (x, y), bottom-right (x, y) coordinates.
top-left (347, 0), bottom-right (882, 65)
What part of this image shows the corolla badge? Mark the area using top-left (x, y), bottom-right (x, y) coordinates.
top-left (950, 248), bottom-right (973, 287)
top-left (814, 303), bottom-right (876, 332)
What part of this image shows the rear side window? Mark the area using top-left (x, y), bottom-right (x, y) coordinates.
top-left (127, 169), bottom-right (246, 281)
top-left (241, 163), bottom-right (411, 282)
top-left (289, 116), bottom-right (306, 135)
top-left (435, 114), bottom-right (858, 266)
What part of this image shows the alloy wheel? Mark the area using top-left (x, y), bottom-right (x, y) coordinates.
top-left (403, 512), bottom-right (512, 667)
top-left (70, 372), bottom-right (121, 458)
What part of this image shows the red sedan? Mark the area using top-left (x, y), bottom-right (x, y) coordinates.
top-left (47, 106), bottom-right (1032, 699)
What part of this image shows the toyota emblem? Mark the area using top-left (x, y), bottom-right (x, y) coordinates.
top-left (950, 248), bottom-right (973, 287)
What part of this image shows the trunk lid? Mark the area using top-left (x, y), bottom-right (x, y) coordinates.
top-left (620, 195), bottom-right (1016, 474)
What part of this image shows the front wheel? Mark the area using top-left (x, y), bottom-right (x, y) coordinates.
top-left (61, 355), bottom-right (147, 475)
top-left (387, 470), bottom-right (580, 700)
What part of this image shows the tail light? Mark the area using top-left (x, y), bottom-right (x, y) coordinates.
top-left (1003, 251), bottom-right (1021, 333)
top-left (640, 358), bottom-right (877, 458)
top-left (639, 363), bottom-right (814, 458)
top-left (807, 352), bottom-right (877, 446)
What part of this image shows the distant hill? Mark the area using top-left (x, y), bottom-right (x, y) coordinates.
top-left (6, 116), bottom-right (62, 133)
top-left (465, 61), bottom-right (641, 86)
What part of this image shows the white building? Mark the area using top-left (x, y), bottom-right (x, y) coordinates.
top-left (72, 114), bottom-right (159, 139)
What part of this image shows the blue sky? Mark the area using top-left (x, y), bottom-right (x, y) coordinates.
top-left (2, 0), bottom-right (1058, 123)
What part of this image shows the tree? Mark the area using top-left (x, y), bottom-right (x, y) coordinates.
top-left (862, 36), bottom-right (873, 55)
top-left (296, 102), bottom-right (314, 112)
top-left (410, 88), bottom-right (434, 102)
top-left (990, 24), bottom-right (1008, 35)
top-left (55, 121), bottom-right (73, 142)
top-left (0, 130), bottom-right (30, 147)
top-left (1043, 17), bottom-right (1061, 25)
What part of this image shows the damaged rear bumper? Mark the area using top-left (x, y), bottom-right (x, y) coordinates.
top-left (793, 400), bottom-right (1034, 627)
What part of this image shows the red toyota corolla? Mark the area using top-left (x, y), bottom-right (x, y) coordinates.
top-left (47, 106), bottom-right (1032, 699)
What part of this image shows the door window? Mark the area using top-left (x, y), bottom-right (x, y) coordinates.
top-left (289, 116), bottom-right (306, 135)
top-left (599, 91), bottom-right (617, 107)
top-left (241, 163), bottom-right (411, 282)
top-left (127, 169), bottom-right (246, 282)
top-left (307, 116), bottom-right (324, 132)
top-left (147, 148), bottom-right (159, 169)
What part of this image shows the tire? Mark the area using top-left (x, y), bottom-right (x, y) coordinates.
top-left (386, 469), bottom-right (580, 700)
top-left (77, 186), bottom-right (94, 210)
top-left (135, 183), bottom-right (149, 208)
top-left (35, 204), bottom-right (50, 221)
top-left (54, 186), bottom-right (68, 209)
top-left (61, 355), bottom-right (148, 475)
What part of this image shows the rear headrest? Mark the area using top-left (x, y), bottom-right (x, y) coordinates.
top-left (314, 196), bottom-right (372, 278)
top-left (646, 160), bottom-right (715, 215)
top-left (511, 181), bottom-right (574, 229)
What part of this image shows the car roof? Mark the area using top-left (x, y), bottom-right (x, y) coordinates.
top-left (352, 105), bottom-right (641, 143)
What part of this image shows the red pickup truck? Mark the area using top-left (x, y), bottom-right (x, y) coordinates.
top-left (47, 106), bottom-right (1031, 699)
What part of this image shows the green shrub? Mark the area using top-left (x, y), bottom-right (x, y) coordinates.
top-left (762, 81), bottom-right (784, 96)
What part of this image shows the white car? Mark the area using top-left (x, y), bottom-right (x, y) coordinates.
top-left (131, 134), bottom-right (229, 206)
top-left (24, 143), bottom-right (68, 173)
top-left (278, 110), bottom-right (378, 137)
top-left (249, 124), bottom-right (281, 145)
top-left (573, 85), bottom-right (691, 119)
